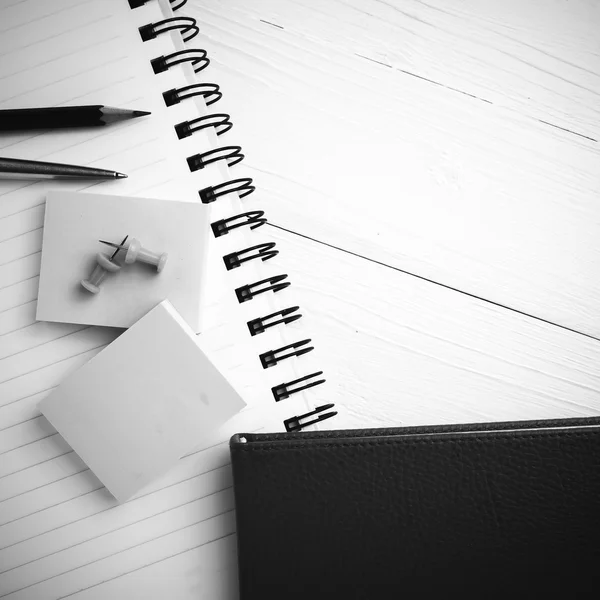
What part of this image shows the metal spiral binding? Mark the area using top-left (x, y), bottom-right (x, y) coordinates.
top-left (223, 243), bottom-right (278, 270)
top-left (175, 114), bottom-right (232, 139)
top-left (235, 274), bottom-right (290, 303)
top-left (272, 372), bottom-right (326, 402)
top-left (187, 146), bottom-right (244, 171)
top-left (129, 0), bottom-right (187, 8)
top-left (260, 339), bottom-right (314, 369)
top-left (200, 178), bottom-right (255, 204)
top-left (133, 0), bottom-right (331, 430)
top-left (170, 0), bottom-right (188, 11)
top-left (247, 307), bottom-right (302, 336)
top-left (163, 83), bottom-right (222, 107)
top-left (284, 405), bottom-right (338, 432)
top-left (152, 49), bottom-right (210, 74)
top-left (139, 17), bottom-right (199, 43)
top-left (211, 211), bottom-right (266, 237)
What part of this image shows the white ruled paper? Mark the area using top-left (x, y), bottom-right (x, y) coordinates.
top-left (0, 0), bottom-right (305, 598)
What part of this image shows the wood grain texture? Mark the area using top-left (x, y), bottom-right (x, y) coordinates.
top-left (195, 0), bottom-right (600, 136)
top-left (267, 226), bottom-right (600, 428)
top-left (188, 0), bottom-right (600, 337)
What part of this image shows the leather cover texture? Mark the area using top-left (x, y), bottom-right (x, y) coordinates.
top-left (230, 417), bottom-right (600, 598)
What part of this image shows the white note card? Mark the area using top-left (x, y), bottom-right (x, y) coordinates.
top-left (37, 190), bottom-right (207, 332)
top-left (38, 300), bottom-right (246, 503)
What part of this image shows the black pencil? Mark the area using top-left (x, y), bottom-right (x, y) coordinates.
top-left (0, 105), bottom-right (151, 131)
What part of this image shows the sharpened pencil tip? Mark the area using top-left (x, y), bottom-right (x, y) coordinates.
top-left (132, 110), bottom-right (151, 117)
top-left (115, 172), bottom-right (128, 179)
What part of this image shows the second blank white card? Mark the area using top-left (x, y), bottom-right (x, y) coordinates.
top-left (38, 301), bottom-right (247, 503)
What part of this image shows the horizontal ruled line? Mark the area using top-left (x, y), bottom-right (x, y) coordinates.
top-left (58, 530), bottom-right (237, 600)
top-left (1, 484), bottom-right (233, 581)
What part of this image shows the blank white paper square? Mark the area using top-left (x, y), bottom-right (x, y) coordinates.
top-left (38, 301), bottom-right (246, 503)
top-left (37, 190), bottom-right (207, 332)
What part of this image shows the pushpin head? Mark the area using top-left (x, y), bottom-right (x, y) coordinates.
top-left (156, 252), bottom-right (168, 273)
top-left (124, 238), bottom-right (141, 265)
top-left (119, 237), bottom-right (168, 272)
top-left (97, 253), bottom-right (121, 272)
top-left (81, 252), bottom-right (121, 294)
top-left (80, 279), bottom-right (100, 294)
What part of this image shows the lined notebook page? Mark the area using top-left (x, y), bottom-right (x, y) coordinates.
top-left (0, 0), bottom-right (312, 598)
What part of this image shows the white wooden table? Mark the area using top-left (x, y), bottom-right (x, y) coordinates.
top-left (187, 0), bottom-right (600, 429)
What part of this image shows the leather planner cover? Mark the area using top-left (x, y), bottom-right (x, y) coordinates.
top-left (230, 417), bottom-right (600, 598)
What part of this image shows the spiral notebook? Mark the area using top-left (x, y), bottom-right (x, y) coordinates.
top-left (0, 0), bottom-right (335, 597)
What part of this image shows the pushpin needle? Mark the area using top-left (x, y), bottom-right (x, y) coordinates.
top-left (100, 239), bottom-right (126, 252)
top-left (107, 235), bottom-right (128, 260)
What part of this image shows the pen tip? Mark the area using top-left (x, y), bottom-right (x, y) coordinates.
top-left (132, 110), bottom-right (151, 117)
top-left (115, 172), bottom-right (128, 179)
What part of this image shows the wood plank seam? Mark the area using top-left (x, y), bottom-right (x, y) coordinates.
top-left (266, 222), bottom-right (600, 344)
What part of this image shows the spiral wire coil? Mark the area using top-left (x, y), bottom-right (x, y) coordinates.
top-left (133, 0), bottom-right (334, 431)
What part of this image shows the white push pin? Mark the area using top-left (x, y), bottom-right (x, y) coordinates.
top-left (100, 237), bottom-right (168, 273)
top-left (81, 234), bottom-right (128, 294)
top-left (81, 252), bottom-right (122, 294)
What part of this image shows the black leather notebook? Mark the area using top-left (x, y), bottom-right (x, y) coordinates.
top-left (230, 417), bottom-right (600, 598)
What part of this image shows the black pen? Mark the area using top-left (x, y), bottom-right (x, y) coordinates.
top-left (0, 157), bottom-right (127, 180)
top-left (0, 105), bottom-right (150, 131)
